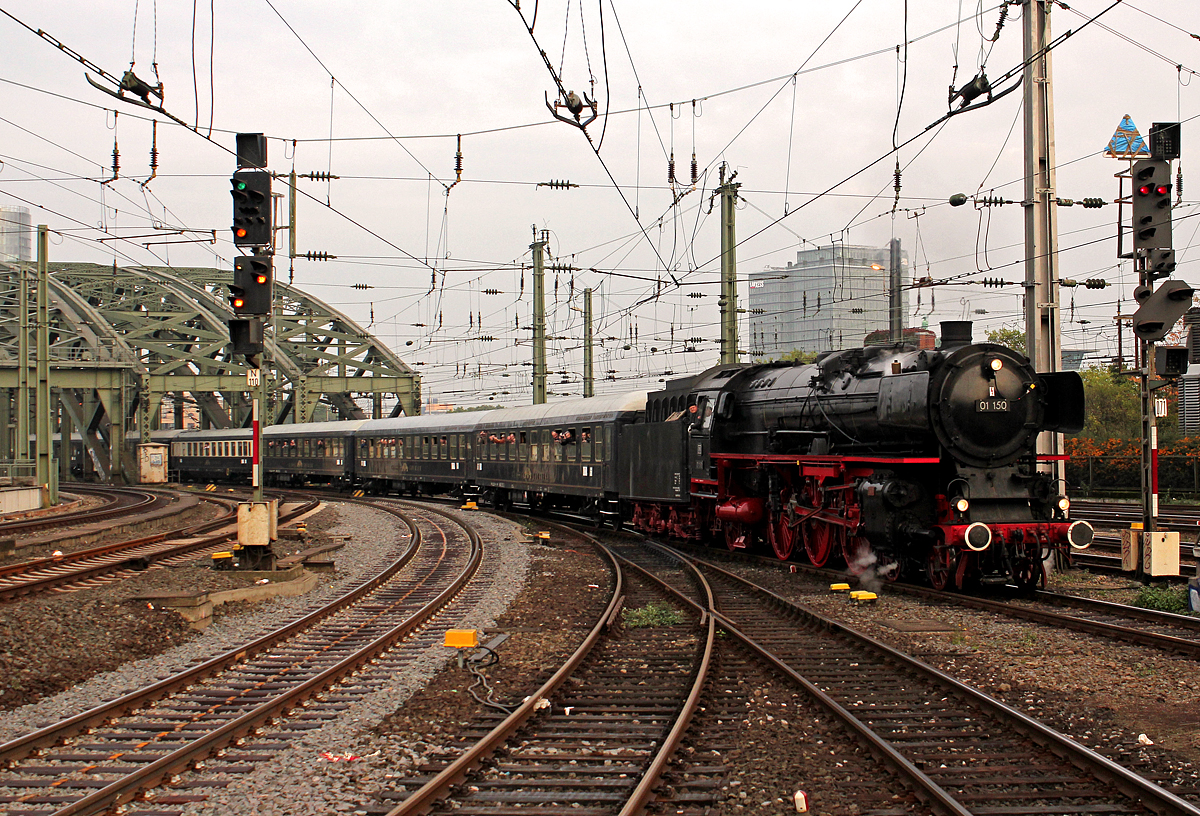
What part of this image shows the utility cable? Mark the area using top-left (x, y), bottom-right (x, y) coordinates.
top-left (260, 0), bottom-right (442, 185)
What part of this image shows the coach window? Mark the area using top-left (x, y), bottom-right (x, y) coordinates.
top-left (595, 427), bottom-right (604, 462)
top-left (519, 432), bottom-right (528, 460)
top-left (581, 428), bottom-right (592, 461)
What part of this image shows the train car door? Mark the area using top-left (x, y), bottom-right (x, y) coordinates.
top-left (688, 394), bottom-right (714, 479)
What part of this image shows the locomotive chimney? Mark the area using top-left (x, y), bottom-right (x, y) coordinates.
top-left (940, 321), bottom-right (973, 347)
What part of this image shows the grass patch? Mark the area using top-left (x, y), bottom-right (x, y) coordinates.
top-left (1132, 584), bottom-right (1192, 615)
top-left (622, 602), bottom-right (684, 628)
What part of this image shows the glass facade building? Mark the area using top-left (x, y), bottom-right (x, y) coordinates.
top-left (747, 242), bottom-right (909, 356)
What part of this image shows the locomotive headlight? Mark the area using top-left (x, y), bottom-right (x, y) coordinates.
top-left (954, 498), bottom-right (970, 513)
top-left (1056, 496), bottom-right (1070, 513)
top-left (988, 358), bottom-right (1003, 372)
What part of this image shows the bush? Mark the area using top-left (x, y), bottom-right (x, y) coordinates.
top-left (622, 602), bottom-right (684, 628)
top-left (1132, 584), bottom-right (1192, 615)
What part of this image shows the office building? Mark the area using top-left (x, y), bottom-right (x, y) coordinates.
top-left (747, 241), bottom-right (909, 356)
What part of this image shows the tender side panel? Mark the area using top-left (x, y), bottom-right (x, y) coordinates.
top-left (619, 421), bottom-right (689, 503)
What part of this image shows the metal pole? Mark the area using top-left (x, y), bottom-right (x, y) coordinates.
top-left (36, 226), bottom-right (52, 504)
top-left (531, 228), bottom-right (547, 405)
top-left (583, 288), bottom-right (594, 398)
top-left (289, 170), bottom-right (298, 262)
top-left (252, 393), bottom-right (262, 503)
top-left (718, 163), bottom-right (741, 365)
top-left (16, 259), bottom-right (28, 462)
top-left (1139, 330), bottom-right (1155, 583)
top-left (1023, 0), bottom-right (1063, 482)
top-left (888, 238), bottom-right (903, 343)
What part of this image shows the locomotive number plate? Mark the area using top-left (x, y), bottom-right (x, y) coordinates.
top-left (976, 399), bottom-right (1009, 412)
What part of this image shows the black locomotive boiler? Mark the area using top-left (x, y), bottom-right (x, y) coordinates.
top-left (623, 321), bottom-right (1093, 590)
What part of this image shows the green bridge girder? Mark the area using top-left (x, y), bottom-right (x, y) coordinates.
top-left (0, 262), bottom-right (421, 483)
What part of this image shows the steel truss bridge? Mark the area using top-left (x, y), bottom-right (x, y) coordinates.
top-left (0, 262), bottom-right (420, 483)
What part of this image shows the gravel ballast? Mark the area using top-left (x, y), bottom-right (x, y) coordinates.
top-left (3, 501), bottom-right (1200, 815)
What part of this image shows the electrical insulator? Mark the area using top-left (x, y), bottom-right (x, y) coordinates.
top-left (351, 283), bottom-right (373, 290)
top-left (687, 292), bottom-right (704, 299)
top-left (668, 154), bottom-right (676, 185)
top-left (303, 251), bottom-right (335, 261)
top-left (477, 336), bottom-right (494, 342)
top-left (851, 308), bottom-right (864, 314)
top-left (301, 171), bottom-right (339, 181)
top-left (691, 153), bottom-right (698, 185)
top-left (482, 288), bottom-right (500, 295)
top-left (1084, 279), bottom-right (1108, 289)
top-left (1081, 198), bottom-right (1105, 208)
top-left (749, 308), bottom-right (765, 315)
top-left (1177, 165), bottom-right (1183, 205)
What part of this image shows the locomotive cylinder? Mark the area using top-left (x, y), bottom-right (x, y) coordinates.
top-left (714, 497), bottom-right (765, 525)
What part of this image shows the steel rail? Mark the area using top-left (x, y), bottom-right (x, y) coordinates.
top-left (613, 539), bottom-right (973, 816)
top-left (0, 499), bottom-right (315, 602)
top-left (0, 498), bottom-right (411, 767)
top-left (688, 553), bottom-right (1200, 816)
top-left (50, 502), bottom-right (485, 816)
top-left (891, 582), bottom-right (1200, 658)
top-left (0, 486), bottom-right (163, 535)
top-left (609, 542), bottom-right (715, 816)
top-left (384, 537), bottom-right (625, 816)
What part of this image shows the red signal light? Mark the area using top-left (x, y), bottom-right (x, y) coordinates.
top-left (1156, 185), bottom-right (1170, 195)
top-left (1138, 184), bottom-right (1153, 196)
top-left (235, 227), bottom-right (248, 238)
top-left (255, 274), bottom-right (268, 284)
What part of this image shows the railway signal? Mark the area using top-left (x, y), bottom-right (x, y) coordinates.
top-left (230, 255), bottom-right (273, 315)
top-left (1132, 279), bottom-right (1195, 342)
top-left (1131, 159), bottom-right (1172, 252)
top-left (231, 169), bottom-right (272, 247)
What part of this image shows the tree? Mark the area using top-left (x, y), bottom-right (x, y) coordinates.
top-left (1069, 367), bottom-right (1180, 444)
top-left (770, 348), bottom-right (818, 364)
top-left (1073, 367), bottom-right (1141, 440)
top-left (985, 326), bottom-right (1027, 356)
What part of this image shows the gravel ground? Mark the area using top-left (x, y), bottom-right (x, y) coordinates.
top-left (175, 505), bottom-right (539, 816)
top-left (738, 561), bottom-right (1200, 804)
top-left (4, 503), bottom-right (1200, 815)
top-left (0, 500), bottom-right (416, 740)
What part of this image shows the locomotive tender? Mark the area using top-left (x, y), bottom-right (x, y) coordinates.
top-left (169, 321), bottom-right (1092, 590)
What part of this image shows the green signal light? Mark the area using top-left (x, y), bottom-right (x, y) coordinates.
top-left (235, 181), bottom-right (247, 190)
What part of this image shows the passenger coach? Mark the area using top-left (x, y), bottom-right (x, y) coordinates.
top-left (171, 427), bottom-right (254, 482)
top-left (264, 420), bottom-right (365, 487)
top-left (355, 413), bottom-right (484, 496)
top-left (469, 392), bottom-right (646, 521)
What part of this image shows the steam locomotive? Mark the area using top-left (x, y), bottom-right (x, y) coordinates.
top-left (169, 321), bottom-right (1092, 591)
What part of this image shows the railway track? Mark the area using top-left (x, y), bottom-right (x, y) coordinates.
top-left (629, 541), bottom-right (1200, 816)
top-left (380, 529), bottom-right (712, 816)
top-left (1074, 499), bottom-right (1200, 531)
top-left (0, 486), bottom-right (169, 538)
top-left (0, 496), bottom-right (305, 602)
top-left (0, 500), bottom-right (482, 816)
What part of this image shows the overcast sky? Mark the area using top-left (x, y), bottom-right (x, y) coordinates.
top-left (2, 0), bottom-right (1197, 405)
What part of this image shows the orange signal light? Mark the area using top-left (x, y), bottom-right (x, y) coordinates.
top-left (255, 274), bottom-right (268, 284)
top-left (233, 298), bottom-right (245, 308)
